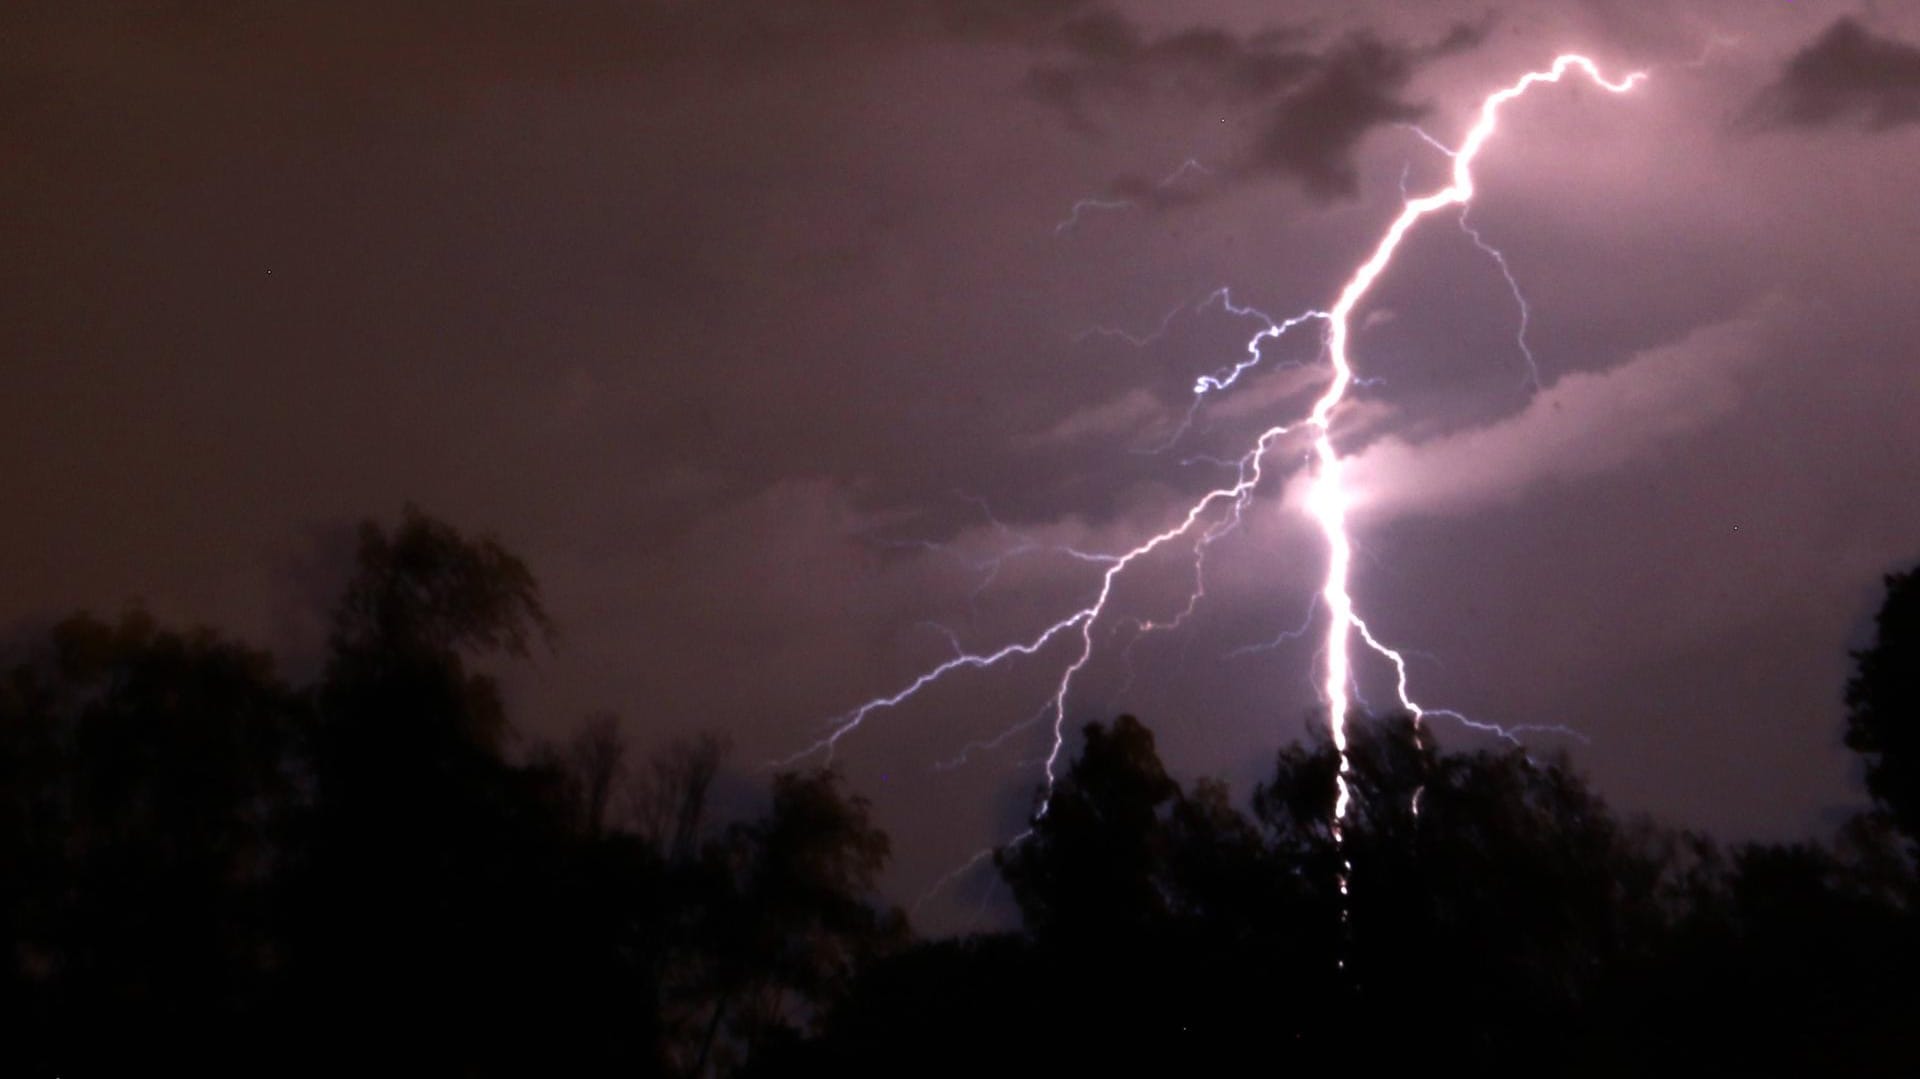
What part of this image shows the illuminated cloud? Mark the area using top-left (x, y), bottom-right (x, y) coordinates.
top-left (1019, 387), bottom-right (1167, 447)
top-left (1330, 299), bottom-right (1787, 522)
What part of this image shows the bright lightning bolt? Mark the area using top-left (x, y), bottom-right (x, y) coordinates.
top-left (786, 56), bottom-right (1646, 865)
top-left (1192, 290), bottom-right (1328, 396)
top-left (1306, 54), bottom-right (1644, 842)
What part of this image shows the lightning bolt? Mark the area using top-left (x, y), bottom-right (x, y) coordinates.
top-left (1405, 125), bottom-right (1541, 388)
top-left (1053, 197), bottom-right (1135, 235)
top-left (1458, 205), bottom-right (1541, 390)
top-left (1157, 157), bottom-right (1213, 188)
top-left (786, 57), bottom-right (1645, 862)
top-left (1306, 55), bottom-right (1644, 842)
top-left (1072, 299), bottom-right (1185, 348)
top-left (1054, 156), bottom-right (1214, 234)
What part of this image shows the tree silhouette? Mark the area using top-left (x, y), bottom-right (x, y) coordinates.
top-left (802, 713), bottom-right (1715, 1072)
top-left (12, 514), bottom-right (1920, 1074)
top-left (999, 715), bottom-right (1179, 941)
top-left (1, 508), bottom-right (920, 1077)
top-left (1847, 568), bottom-right (1920, 848)
top-left (632, 731), bottom-right (730, 864)
top-left (0, 610), bottom-right (299, 1073)
top-left (674, 767), bottom-right (901, 1075)
top-left (330, 505), bottom-right (554, 663)
top-left (1311, 718), bottom-right (1675, 1067)
top-left (283, 509), bottom-right (607, 1072)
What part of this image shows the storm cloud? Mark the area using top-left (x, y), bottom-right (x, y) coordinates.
top-left (1745, 17), bottom-right (1920, 132)
top-left (1027, 13), bottom-right (1492, 202)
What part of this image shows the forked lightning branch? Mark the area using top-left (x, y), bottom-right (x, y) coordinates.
top-left (786, 56), bottom-right (1647, 850)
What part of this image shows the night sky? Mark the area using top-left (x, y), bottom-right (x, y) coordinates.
top-left (8, 1), bottom-right (1920, 930)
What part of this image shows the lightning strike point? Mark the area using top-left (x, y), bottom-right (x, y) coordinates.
top-left (794, 54), bottom-right (1646, 922)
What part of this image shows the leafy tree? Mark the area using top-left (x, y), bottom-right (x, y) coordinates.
top-left (632, 731), bottom-right (730, 864)
top-left (813, 712), bottom-right (1694, 1072)
top-left (989, 714), bottom-right (1341, 1071)
top-left (675, 767), bottom-right (902, 1075)
top-left (284, 508), bottom-right (617, 1073)
top-left (18, 515), bottom-right (1920, 1074)
top-left (329, 504), bottom-right (553, 664)
top-left (1847, 568), bottom-right (1920, 847)
top-left (999, 714), bottom-right (1179, 941)
top-left (0, 610), bottom-right (299, 1072)
top-left (1, 508), bottom-right (908, 1077)
top-left (1320, 718), bottom-right (1671, 1066)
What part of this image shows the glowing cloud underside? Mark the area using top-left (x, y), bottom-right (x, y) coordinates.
top-left (785, 56), bottom-right (1647, 849)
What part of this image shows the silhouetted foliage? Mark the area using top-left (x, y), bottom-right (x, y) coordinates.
top-left (1848, 568), bottom-right (1920, 847)
top-left (673, 769), bottom-right (900, 1074)
top-left (287, 510), bottom-right (585, 1073)
top-left (800, 710), bottom-right (1920, 1074)
top-left (633, 731), bottom-right (730, 863)
top-left (0, 611), bottom-right (298, 1069)
top-left (8, 521), bottom-right (1920, 1075)
top-left (330, 504), bottom-right (554, 665)
top-left (1, 510), bottom-right (899, 1077)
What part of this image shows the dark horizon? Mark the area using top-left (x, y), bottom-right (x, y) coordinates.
top-left (4, 511), bottom-right (1917, 1073)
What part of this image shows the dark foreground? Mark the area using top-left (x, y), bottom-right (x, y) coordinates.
top-left (6, 510), bottom-right (1919, 1075)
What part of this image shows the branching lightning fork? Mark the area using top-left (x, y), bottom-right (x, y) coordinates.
top-left (788, 57), bottom-right (1645, 851)
top-left (1305, 55), bottom-right (1643, 836)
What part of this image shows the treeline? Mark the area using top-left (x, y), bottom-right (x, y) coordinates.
top-left (3, 509), bottom-right (1918, 1075)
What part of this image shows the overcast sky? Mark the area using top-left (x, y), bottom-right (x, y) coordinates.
top-left (7, 1), bottom-right (1920, 928)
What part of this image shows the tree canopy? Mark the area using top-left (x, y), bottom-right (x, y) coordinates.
top-left (4, 513), bottom-right (1918, 1075)
top-left (1847, 568), bottom-right (1920, 847)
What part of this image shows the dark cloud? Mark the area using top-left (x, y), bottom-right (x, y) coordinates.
top-left (1024, 12), bottom-right (1319, 127)
top-left (1745, 17), bottom-right (1920, 132)
top-left (3, 2), bottom-right (1477, 210)
top-left (1244, 34), bottom-right (1431, 200)
top-left (0, 0), bottom-right (1101, 108)
top-left (1027, 15), bottom-right (1489, 202)
top-left (925, 0), bottom-right (1098, 41)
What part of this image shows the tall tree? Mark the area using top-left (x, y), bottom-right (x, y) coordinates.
top-left (998, 715), bottom-right (1179, 942)
top-left (288, 507), bottom-right (578, 1074)
top-left (0, 611), bottom-right (299, 1073)
top-left (1847, 568), bottom-right (1920, 847)
top-left (675, 767), bottom-right (900, 1075)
